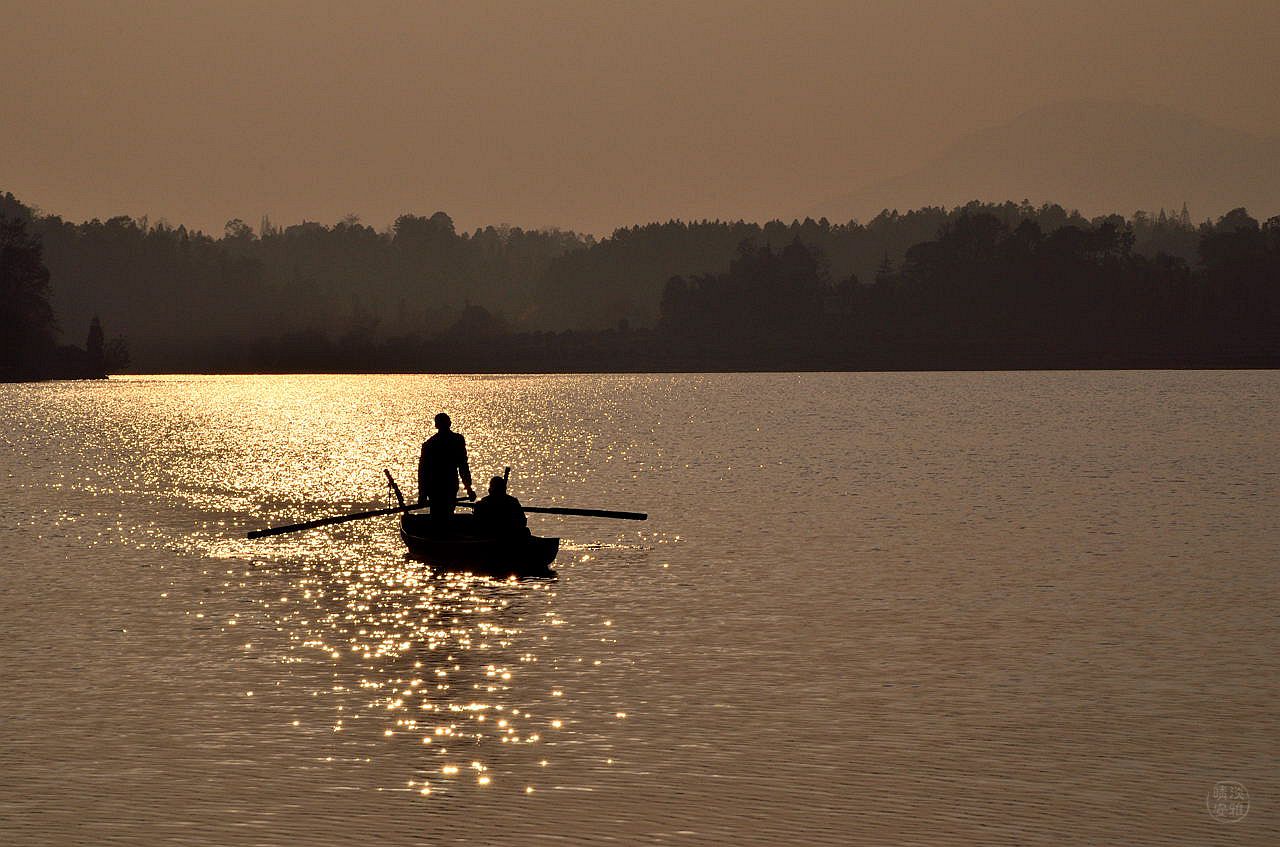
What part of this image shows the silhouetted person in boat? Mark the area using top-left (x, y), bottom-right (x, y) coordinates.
top-left (418, 412), bottom-right (474, 529)
top-left (474, 475), bottom-right (529, 539)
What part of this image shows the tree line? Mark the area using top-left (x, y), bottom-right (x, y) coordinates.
top-left (657, 208), bottom-right (1277, 369)
top-left (1, 189), bottom-right (1274, 374)
top-left (1, 212), bottom-right (120, 380)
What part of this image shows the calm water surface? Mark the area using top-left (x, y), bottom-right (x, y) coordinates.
top-left (0, 372), bottom-right (1276, 845)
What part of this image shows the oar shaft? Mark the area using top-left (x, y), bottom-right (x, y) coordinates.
top-left (455, 502), bottom-right (647, 520)
top-left (247, 504), bottom-right (413, 539)
top-left (247, 494), bottom-right (648, 539)
top-left (526, 506), bottom-right (648, 520)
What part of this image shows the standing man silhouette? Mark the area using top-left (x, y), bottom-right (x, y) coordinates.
top-left (418, 412), bottom-right (474, 529)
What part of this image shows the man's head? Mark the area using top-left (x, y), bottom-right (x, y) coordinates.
top-left (434, 412), bottom-right (451, 431)
top-left (489, 475), bottom-right (506, 496)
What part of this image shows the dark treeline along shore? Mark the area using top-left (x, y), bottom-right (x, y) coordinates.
top-left (2, 190), bottom-right (1277, 376)
top-left (1, 214), bottom-right (120, 381)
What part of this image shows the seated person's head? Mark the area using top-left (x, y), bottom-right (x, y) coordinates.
top-left (489, 476), bottom-right (507, 496)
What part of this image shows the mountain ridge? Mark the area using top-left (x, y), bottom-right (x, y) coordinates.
top-left (821, 100), bottom-right (1280, 222)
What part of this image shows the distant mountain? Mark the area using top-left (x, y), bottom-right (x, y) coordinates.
top-left (821, 100), bottom-right (1280, 222)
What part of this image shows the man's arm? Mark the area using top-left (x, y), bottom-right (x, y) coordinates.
top-left (417, 443), bottom-right (429, 504)
top-left (458, 436), bottom-right (473, 492)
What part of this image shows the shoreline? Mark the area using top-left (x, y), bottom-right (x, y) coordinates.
top-left (13, 362), bottom-right (1274, 382)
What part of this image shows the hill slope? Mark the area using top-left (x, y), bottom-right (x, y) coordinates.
top-left (822, 101), bottom-right (1280, 221)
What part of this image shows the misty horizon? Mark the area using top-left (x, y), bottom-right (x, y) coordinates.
top-left (10, 95), bottom-right (1278, 243)
top-left (7, 97), bottom-right (1278, 239)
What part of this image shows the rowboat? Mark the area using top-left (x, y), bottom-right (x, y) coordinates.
top-left (400, 512), bottom-right (559, 578)
top-left (247, 469), bottom-right (641, 572)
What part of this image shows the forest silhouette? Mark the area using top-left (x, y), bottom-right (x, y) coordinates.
top-left (1, 190), bottom-right (1276, 375)
top-left (0, 212), bottom-right (117, 380)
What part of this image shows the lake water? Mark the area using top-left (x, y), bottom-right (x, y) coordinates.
top-left (1, 372), bottom-right (1276, 845)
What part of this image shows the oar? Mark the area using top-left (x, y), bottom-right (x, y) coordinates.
top-left (249, 469), bottom-right (415, 539)
top-left (247, 498), bottom-right (646, 538)
top-left (248, 467), bottom-right (647, 538)
top-left (246, 503), bottom-right (415, 539)
top-left (476, 466), bottom-right (645, 519)
top-left (455, 501), bottom-right (647, 521)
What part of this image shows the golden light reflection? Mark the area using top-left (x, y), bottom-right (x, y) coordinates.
top-left (33, 374), bottom-right (662, 800)
top-left (214, 532), bottom-right (610, 797)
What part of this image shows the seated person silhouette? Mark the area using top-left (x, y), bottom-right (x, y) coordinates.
top-left (473, 476), bottom-right (529, 540)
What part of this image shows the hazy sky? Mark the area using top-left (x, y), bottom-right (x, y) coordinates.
top-left (3, 0), bottom-right (1278, 235)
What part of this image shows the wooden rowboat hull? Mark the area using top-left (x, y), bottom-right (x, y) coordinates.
top-left (400, 514), bottom-right (559, 578)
